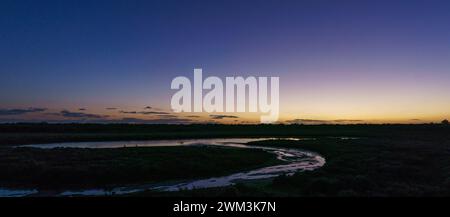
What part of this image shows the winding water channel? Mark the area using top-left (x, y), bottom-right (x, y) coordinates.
top-left (1, 138), bottom-right (326, 197)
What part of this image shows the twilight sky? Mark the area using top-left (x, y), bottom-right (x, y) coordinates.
top-left (1, 0), bottom-right (450, 124)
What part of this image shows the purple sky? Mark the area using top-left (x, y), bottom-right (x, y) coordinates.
top-left (1, 0), bottom-right (449, 124)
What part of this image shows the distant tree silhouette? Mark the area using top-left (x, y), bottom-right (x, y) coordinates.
top-left (442, 119), bottom-right (449, 125)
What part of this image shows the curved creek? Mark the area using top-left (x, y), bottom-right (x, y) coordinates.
top-left (1, 138), bottom-right (326, 197)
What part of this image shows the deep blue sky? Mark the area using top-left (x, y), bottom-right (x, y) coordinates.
top-left (1, 0), bottom-right (450, 123)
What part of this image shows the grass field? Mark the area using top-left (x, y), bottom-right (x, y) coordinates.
top-left (133, 135), bottom-right (450, 197)
top-left (0, 146), bottom-right (280, 190)
top-left (0, 123), bottom-right (449, 196)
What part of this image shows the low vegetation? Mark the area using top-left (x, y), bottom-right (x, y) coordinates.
top-left (0, 123), bottom-right (449, 196)
top-left (0, 146), bottom-right (280, 190)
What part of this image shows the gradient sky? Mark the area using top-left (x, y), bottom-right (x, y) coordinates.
top-left (1, 0), bottom-right (450, 124)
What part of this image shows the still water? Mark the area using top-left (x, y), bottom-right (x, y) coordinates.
top-left (3, 138), bottom-right (325, 197)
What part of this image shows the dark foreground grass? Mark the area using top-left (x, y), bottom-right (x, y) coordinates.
top-left (0, 146), bottom-right (280, 190)
top-left (135, 136), bottom-right (450, 197)
top-left (131, 126), bottom-right (450, 197)
top-left (250, 137), bottom-right (450, 196)
top-left (0, 123), bottom-right (449, 196)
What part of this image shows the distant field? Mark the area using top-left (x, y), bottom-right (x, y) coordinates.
top-left (1, 123), bottom-right (449, 146)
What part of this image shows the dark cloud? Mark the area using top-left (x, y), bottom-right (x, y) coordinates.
top-left (49, 110), bottom-right (108, 119)
top-left (286, 119), bottom-right (329, 124)
top-left (156, 114), bottom-right (179, 118)
top-left (410, 119), bottom-right (421, 121)
top-left (0, 107), bottom-right (46, 116)
top-left (141, 111), bottom-right (170, 115)
top-left (78, 108), bottom-right (86, 111)
top-left (119, 110), bottom-right (138, 114)
top-left (144, 106), bottom-right (152, 109)
top-left (333, 119), bottom-right (363, 123)
top-left (209, 115), bottom-right (239, 119)
top-left (286, 119), bottom-right (364, 124)
top-left (186, 115), bottom-right (201, 118)
top-left (119, 110), bottom-right (170, 115)
top-left (106, 107), bottom-right (117, 110)
top-left (112, 117), bottom-right (193, 124)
